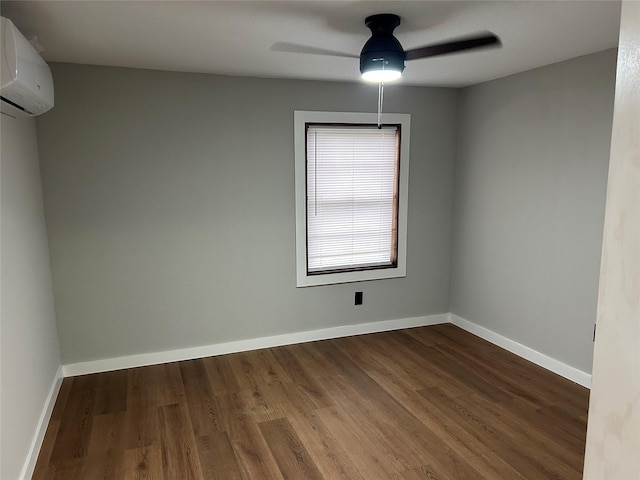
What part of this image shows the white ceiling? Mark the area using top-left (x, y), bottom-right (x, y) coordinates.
top-left (1, 1), bottom-right (621, 87)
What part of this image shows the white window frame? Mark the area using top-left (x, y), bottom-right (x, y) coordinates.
top-left (294, 110), bottom-right (410, 287)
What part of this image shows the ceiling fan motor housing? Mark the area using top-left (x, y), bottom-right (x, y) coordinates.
top-left (360, 14), bottom-right (405, 76)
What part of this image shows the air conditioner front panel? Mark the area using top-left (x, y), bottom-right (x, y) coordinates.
top-left (0, 16), bottom-right (54, 116)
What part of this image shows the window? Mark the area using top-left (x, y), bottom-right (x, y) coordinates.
top-left (295, 111), bottom-right (410, 287)
top-left (306, 124), bottom-right (399, 272)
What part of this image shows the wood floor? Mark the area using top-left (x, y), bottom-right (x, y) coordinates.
top-left (32, 324), bottom-right (589, 479)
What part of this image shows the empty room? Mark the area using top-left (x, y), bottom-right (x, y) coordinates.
top-left (1, 1), bottom-right (638, 479)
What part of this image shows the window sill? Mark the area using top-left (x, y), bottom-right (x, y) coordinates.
top-left (296, 265), bottom-right (406, 287)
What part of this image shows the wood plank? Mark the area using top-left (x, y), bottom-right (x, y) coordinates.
top-left (226, 351), bottom-right (287, 422)
top-left (317, 374), bottom-right (427, 471)
top-left (259, 418), bottom-right (324, 479)
top-left (351, 372), bottom-right (527, 480)
top-left (471, 394), bottom-right (586, 466)
top-left (288, 341), bottom-right (346, 378)
top-left (216, 392), bottom-right (285, 480)
top-left (432, 341), bottom-right (551, 408)
top-left (315, 405), bottom-right (404, 480)
top-left (284, 402), bottom-right (365, 480)
top-left (339, 335), bottom-right (435, 390)
top-left (316, 374), bottom-right (487, 480)
top-left (157, 404), bottom-right (204, 480)
top-left (49, 375), bottom-right (96, 462)
top-left (43, 458), bottom-right (84, 480)
top-left (127, 367), bottom-right (159, 410)
top-left (411, 324), bottom-right (495, 351)
top-left (32, 420), bottom-right (60, 480)
top-left (124, 445), bottom-right (163, 480)
top-left (94, 369), bottom-right (129, 415)
top-left (394, 331), bottom-right (514, 403)
top-left (125, 367), bottom-right (160, 449)
top-left (483, 347), bottom-right (589, 411)
top-left (418, 386), bottom-right (581, 479)
top-left (202, 355), bottom-right (241, 395)
top-left (180, 359), bottom-right (223, 436)
top-left (536, 403), bottom-right (589, 440)
top-left (50, 378), bottom-right (73, 421)
top-left (456, 393), bottom-right (583, 472)
top-left (401, 465), bottom-right (453, 480)
top-left (82, 412), bottom-right (126, 480)
top-left (125, 406), bottom-right (159, 451)
top-left (195, 432), bottom-right (243, 480)
top-left (251, 348), bottom-right (294, 386)
top-left (155, 362), bottom-right (187, 406)
top-left (354, 332), bottom-right (470, 398)
top-left (270, 345), bottom-right (334, 409)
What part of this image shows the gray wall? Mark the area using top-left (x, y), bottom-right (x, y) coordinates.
top-left (37, 64), bottom-right (458, 364)
top-left (1, 111), bottom-right (61, 479)
top-left (450, 50), bottom-right (617, 374)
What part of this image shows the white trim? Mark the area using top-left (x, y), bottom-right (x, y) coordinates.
top-left (62, 314), bottom-right (449, 377)
top-left (294, 110), bottom-right (411, 287)
top-left (61, 312), bottom-right (591, 388)
top-left (19, 365), bottom-right (63, 480)
top-left (450, 314), bottom-right (592, 388)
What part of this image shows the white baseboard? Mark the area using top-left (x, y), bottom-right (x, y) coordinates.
top-left (19, 365), bottom-right (64, 480)
top-left (450, 314), bottom-right (592, 388)
top-left (62, 314), bottom-right (449, 377)
top-left (61, 312), bottom-right (591, 389)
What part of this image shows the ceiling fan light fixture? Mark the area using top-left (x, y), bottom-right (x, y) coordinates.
top-left (359, 14), bottom-right (405, 83)
top-left (360, 51), bottom-right (405, 82)
top-left (361, 67), bottom-right (402, 83)
top-left (360, 53), bottom-right (404, 82)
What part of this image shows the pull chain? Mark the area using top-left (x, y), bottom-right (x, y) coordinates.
top-left (377, 82), bottom-right (384, 129)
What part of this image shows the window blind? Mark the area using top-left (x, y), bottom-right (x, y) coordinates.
top-left (306, 124), bottom-right (400, 273)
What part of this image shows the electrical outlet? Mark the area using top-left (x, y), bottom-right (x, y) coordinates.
top-left (355, 291), bottom-right (363, 305)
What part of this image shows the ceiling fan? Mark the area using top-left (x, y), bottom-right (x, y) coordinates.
top-left (274, 13), bottom-right (501, 83)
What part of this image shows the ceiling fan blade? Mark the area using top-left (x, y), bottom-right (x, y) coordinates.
top-left (404, 33), bottom-right (501, 61)
top-left (270, 42), bottom-right (359, 59)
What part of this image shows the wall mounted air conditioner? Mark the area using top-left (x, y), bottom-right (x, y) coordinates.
top-left (1, 16), bottom-right (54, 116)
